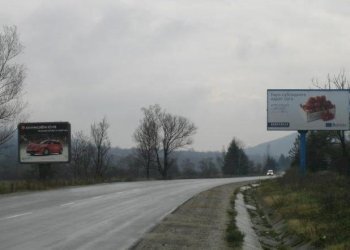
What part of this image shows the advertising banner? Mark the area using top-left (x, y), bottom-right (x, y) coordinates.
top-left (18, 122), bottom-right (71, 163)
top-left (267, 89), bottom-right (350, 131)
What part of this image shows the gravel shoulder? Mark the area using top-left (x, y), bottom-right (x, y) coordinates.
top-left (131, 181), bottom-right (253, 250)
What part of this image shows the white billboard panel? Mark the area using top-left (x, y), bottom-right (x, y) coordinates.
top-left (267, 89), bottom-right (350, 131)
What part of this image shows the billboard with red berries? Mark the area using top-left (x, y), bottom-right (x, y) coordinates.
top-left (267, 90), bottom-right (350, 131)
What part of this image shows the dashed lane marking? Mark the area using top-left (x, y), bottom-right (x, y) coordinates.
top-left (60, 202), bottom-right (75, 207)
top-left (4, 212), bottom-right (33, 220)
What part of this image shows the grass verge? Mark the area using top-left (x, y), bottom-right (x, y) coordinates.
top-left (0, 177), bottom-right (134, 194)
top-left (257, 168), bottom-right (350, 249)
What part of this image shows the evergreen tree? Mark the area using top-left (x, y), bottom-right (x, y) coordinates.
top-left (222, 138), bottom-right (249, 176)
top-left (307, 131), bottom-right (332, 172)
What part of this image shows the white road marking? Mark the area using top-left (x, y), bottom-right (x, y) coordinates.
top-left (92, 195), bottom-right (104, 200)
top-left (60, 202), bottom-right (75, 207)
top-left (4, 212), bottom-right (33, 219)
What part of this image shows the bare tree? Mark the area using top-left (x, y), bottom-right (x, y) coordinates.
top-left (313, 70), bottom-right (350, 90)
top-left (91, 117), bottom-right (111, 178)
top-left (135, 104), bottom-right (197, 179)
top-left (312, 70), bottom-right (350, 175)
top-left (157, 111), bottom-right (197, 178)
top-left (71, 131), bottom-right (94, 178)
top-left (0, 26), bottom-right (26, 145)
top-left (313, 70), bottom-right (350, 158)
top-left (133, 105), bottom-right (159, 179)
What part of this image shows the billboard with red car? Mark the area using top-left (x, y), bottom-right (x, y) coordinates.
top-left (18, 122), bottom-right (71, 163)
top-left (267, 90), bottom-right (350, 131)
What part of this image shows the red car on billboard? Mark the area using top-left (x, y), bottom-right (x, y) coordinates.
top-left (26, 140), bottom-right (63, 156)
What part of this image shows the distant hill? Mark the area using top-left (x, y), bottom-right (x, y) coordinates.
top-left (109, 147), bottom-right (222, 170)
top-left (245, 133), bottom-right (297, 162)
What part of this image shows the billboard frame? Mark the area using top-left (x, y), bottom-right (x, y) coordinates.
top-left (18, 122), bottom-right (71, 164)
top-left (267, 89), bottom-right (350, 131)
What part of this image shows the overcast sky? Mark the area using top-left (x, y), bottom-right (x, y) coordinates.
top-left (1, 0), bottom-right (350, 151)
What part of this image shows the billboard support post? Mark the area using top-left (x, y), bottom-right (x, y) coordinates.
top-left (298, 130), bottom-right (307, 176)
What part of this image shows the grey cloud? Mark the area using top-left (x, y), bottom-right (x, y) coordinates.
top-left (2, 0), bottom-right (350, 150)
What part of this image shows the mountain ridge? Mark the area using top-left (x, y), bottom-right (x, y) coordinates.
top-left (245, 133), bottom-right (297, 158)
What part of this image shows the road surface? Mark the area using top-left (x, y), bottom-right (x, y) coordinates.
top-left (0, 177), bottom-right (265, 250)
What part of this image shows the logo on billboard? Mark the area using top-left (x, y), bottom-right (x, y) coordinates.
top-left (267, 122), bottom-right (290, 128)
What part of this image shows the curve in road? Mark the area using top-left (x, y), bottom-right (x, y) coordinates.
top-left (0, 177), bottom-right (266, 250)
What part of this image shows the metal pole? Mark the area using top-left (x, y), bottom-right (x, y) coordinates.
top-left (298, 130), bottom-right (307, 175)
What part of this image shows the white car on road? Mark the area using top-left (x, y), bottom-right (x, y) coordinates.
top-left (266, 170), bottom-right (274, 176)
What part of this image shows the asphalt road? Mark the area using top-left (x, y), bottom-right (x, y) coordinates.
top-left (0, 177), bottom-right (265, 250)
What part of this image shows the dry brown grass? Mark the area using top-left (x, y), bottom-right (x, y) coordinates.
top-left (258, 170), bottom-right (350, 248)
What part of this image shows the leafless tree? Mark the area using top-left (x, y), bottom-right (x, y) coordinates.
top-left (157, 111), bottom-right (197, 178)
top-left (71, 131), bottom-right (94, 178)
top-left (313, 70), bottom-right (350, 90)
top-left (313, 70), bottom-right (350, 158)
top-left (91, 117), bottom-right (111, 178)
top-left (133, 105), bottom-right (159, 179)
top-left (135, 104), bottom-right (197, 179)
top-left (0, 26), bottom-right (26, 145)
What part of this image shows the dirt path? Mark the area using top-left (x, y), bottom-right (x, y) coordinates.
top-left (131, 181), bottom-right (253, 250)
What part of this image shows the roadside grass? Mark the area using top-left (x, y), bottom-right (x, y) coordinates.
top-left (226, 188), bottom-right (244, 248)
top-left (258, 168), bottom-right (350, 249)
